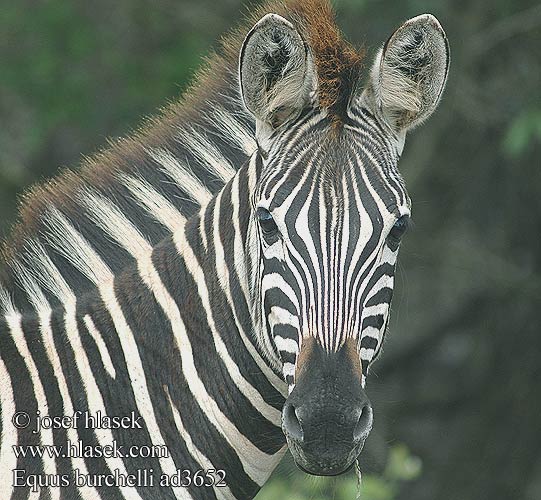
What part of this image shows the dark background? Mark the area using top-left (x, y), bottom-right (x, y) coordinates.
top-left (1, 1), bottom-right (540, 499)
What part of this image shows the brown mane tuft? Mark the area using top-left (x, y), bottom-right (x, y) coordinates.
top-left (287, 0), bottom-right (364, 117)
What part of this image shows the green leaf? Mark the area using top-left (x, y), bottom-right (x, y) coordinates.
top-left (503, 109), bottom-right (541, 158)
top-left (385, 444), bottom-right (423, 482)
top-left (360, 476), bottom-right (397, 500)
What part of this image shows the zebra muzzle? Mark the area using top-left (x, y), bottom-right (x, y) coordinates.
top-left (281, 338), bottom-right (373, 476)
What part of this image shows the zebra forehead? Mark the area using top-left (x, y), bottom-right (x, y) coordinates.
top-left (262, 138), bottom-right (402, 214)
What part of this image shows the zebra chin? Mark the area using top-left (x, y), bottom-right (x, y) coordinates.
top-left (281, 338), bottom-right (373, 476)
top-left (287, 439), bottom-right (365, 477)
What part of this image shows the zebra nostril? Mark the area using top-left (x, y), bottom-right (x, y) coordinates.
top-left (283, 403), bottom-right (304, 442)
top-left (353, 403), bottom-right (373, 442)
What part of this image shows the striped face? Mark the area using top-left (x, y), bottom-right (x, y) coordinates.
top-left (252, 108), bottom-right (410, 475)
top-left (240, 10), bottom-right (448, 477)
top-left (254, 110), bottom-right (410, 388)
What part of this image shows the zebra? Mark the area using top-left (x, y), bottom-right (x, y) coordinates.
top-left (0, 0), bottom-right (449, 498)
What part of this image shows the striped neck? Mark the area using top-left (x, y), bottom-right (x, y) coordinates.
top-left (149, 154), bottom-right (289, 496)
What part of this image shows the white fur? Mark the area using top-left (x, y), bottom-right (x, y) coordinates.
top-left (274, 336), bottom-right (299, 354)
top-left (83, 314), bottom-right (116, 379)
top-left (147, 147), bottom-right (213, 205)
top-left (164, 386), bottom-right (235, 500)
top-left (177, 127), bottom-right (236, 183)
top-left (0, 357), bottom-right (16, 499)
top-left (120, 173), bottom-right (186, 232)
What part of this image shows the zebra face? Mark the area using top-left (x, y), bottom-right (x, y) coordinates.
top-left (253, 123), bottom-right (409, 474)
top-left (254, 126), bottom-right (410, 381)
top-left (240, 12), bottom-right (449, 476)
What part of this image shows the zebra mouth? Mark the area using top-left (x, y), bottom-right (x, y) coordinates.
top-left (295, 457), bottom-right (357, 476)
top-left (285, 422), bottom-right (367, 477)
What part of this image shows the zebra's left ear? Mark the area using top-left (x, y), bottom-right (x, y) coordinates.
top-left (364, 14), bottom-right (450, 133)
top-left (239, 13), bottom-right (317, 144)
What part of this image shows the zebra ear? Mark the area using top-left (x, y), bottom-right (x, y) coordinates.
top-left (367, 14), bottom-right (449, 133)
top-left (239, 13), bottom-right (317, 142)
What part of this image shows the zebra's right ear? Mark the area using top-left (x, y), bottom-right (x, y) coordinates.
top-left (239, 14), bottom-right (317, 143)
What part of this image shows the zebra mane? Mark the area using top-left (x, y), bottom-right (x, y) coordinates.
top-left (0, 0), bottom-right (363, 311)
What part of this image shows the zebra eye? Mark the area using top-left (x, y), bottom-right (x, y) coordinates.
top-left (256, 207), bottom-right (279, 236)
top-left (389, 215), bottom-right (409, 241)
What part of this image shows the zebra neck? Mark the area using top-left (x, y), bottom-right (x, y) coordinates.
top-left (0, 151), bottom-right (289, 497)
top-left (176, 153), bottom-right (284, 381)
top-left (139, 159), bottom-right (288, 495)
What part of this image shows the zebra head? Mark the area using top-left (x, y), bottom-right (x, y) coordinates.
top-left (240, 13), bottom-right (449, 475)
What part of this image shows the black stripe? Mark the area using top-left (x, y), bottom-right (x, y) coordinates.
top-left (218, 181), bottom-right (286, 409)
top-left (22, 311), bottom-right (79, 500)
top-left (113, 265), bottom-right (210, 499)
top-left (361, 314), bottom-right (385, 331)
top-left (77, 292), bottom-right (173, 499)
top-left (360, 336), bottom-right (378, 350)
top-left (365, 287), bottom-right (394, 308)
top-left (183, 218), bottom-right (285, 454)
top-left (1, 317), bottom-right (42, 500)
top-left (150, 236), bottom-right (262, 498)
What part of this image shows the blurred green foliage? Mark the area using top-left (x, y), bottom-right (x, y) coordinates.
top-left (503, 109), bottom-right (541, 157)
top-left (257, 445), bottom-right (422, 500)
